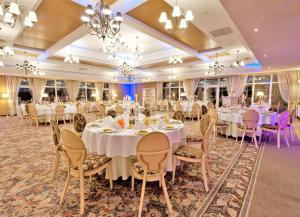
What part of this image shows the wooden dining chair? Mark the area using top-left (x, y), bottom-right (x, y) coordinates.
top-left (115, 105), bottom-right (124, 115)
top-left (208, 108), bottom-right (228, 141)
top-left (73, 113), bottom-right (87, 137)
top-left (287, 108), bottom-right (296, 142)
top-left (60, 129), bottom-right (113, 215)
top-left (172, 114), bottom-right (213, 192)
top-left (16, 105), bottom-right (29, 127)
top-left (53, 104), bottom-right (66, 125)
top-left (95, 103), bottom-right (106, 119)
top-left (236, 110), bottom-right (259, 149)
top-left (50, 120), bottom-right (64, 177)
top-left (190, 103), bottom-right (200, 122)
top-left (131, 132), bottom-right (172, 217)
top-left (260, 111), bottom-right (290, 149)
top-left (28, 104), bottom-right (46, 128)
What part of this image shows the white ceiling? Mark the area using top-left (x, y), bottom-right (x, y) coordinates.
top-left (0, 0), bottom-right (285, 83)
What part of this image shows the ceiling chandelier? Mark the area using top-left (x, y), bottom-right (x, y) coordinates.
top-left (103, 34), bottom-right (128, 58)
top-left (32, 63), bottom-right (45, 76)
top-left (16, 52), bottom-right (38, 75)
top-left (81, 0), bottom-right (123, 40)
top-left (116, 61), bottom-right (133, 77)
top-left (131, 36), bottom-right (144, 60)
top-left (206, 54), bottom-right (224, 76)
top-left (159, 0), bottom-right (194, 32)
top-left (0, 39), bottom-right (14, 57)
top-left (231, 50), bottom-right (245, 68)
top-left (0, 1), bottom-right (38, 28)
top-left (169, 55), bottom-right (183, 65)
top-left (64, 54), bottom-right (80, 64)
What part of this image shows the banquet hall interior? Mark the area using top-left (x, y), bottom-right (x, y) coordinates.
top-left (1, 0), bottom-right (300, 216)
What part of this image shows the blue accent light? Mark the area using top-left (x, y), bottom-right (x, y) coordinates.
top-left (121, 83), bottom-right (135, 101)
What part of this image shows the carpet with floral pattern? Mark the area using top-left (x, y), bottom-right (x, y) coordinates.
top-left (0, 116), bottom-right (261, 217)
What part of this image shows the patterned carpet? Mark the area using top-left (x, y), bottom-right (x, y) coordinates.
top-left (0, 116), bottom-right (261, 217)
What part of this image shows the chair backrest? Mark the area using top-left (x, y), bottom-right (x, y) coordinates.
top-left (136, 132), bottom-right (170, 172)
top-left (173, 110), bottom-right (184, 122)
top-left (107, 109), bottom-right (117, 118)
top-left (73, 113), bottom-right (87, 133)
top-left (199, 114), bottom-right (213, 153)
top-left (50, 119), bottom-right (60, 146)
top-left (55, 105), bottom-right (65, 116)
top-left (143, 108), bottom-right (151, 117)
top-left (192, 103), bottom-right (200, 113)
top-left (201, 105), bottom-right (208, 115)
top-left (28, 104), bottom-right (38, 118)
top-left (242, 110), bottom-right (259, 129)
top-left (16, 105), bottom-right (23, 117)
top-left (289, 108), bottom-right (296, 124)
top-left (207, 108), bottom-right (218, 124)
top-left (96, 104), bottom-right (105, 116)
top-left (278, 111), bottom-right (290, 129)
top-left (176, 103), bottom-right (183, 111)
top-left (25, 104), bottom-right (30, 114)
top-left (61, 129), bottom-right (87, 169)
top-left (207, 102), bottom-right (215, 110)
top-left (115, 105), bottom-right (124, 115)
top-left (76, 103), bottom-right (84, 113)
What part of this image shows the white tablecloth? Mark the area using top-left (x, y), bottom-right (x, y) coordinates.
top-left (217, 110), bottom-right (277, 137)
top-left (82, 124), bottom-right (186, 180)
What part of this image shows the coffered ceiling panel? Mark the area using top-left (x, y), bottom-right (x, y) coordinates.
top-left (127, 0), bottom-right (218, 52)
top-left (14, 0), bottom-right (85, 50)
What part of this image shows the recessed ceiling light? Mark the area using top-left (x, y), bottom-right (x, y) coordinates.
top-left (263, 54), bottom-right (267, 58)
top-left (268, 66), bottom-right (271, 69)
top-left (254, 28), bottom-right (258, 32)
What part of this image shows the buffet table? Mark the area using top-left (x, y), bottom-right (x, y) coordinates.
top-left (82, 121), bottom-right (186, 180)
top-left (217, 109), bottom-right (277, 137)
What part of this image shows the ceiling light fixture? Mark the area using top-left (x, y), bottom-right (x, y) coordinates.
top-left (81, 0), bottom-right (123, 41)
top-left (0, 1), bottom-right (38, 28)
top-left (206, 54), bottom-right (224, 76)
top-left (103, 33), bottom-right (128, 58)
top-left (116, 61), bottom-right (133, 77)
top-left (254, 28), bottom-right (258, 32)
top-left (159, 0), bottom-right (193, 32)
top-left (64, 54), bottom-right (80, 64)
top-left (131, 36), bottom-right (144, 60)
top-left (16, 52), bottom-right (39, 75)
top-left (231, 50), bottom-right (245, 69)
top-left (0, 39), bottom-right (14, 57)
top-left (169, 55), bottom-right (183, 65)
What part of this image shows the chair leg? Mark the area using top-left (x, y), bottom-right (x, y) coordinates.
top-left (202, 156), bottom-right (209, 192)
top-left (52, 150), bottom-right (60, 177)
top-left (79, 170), bottom-right (85, 215)
top-left (289, 127), bottom-right (294, 142)
top-left (161, 173), bottom-right (173, 214)
top-left (60, 168), bottom-right (71, 205)
top-left (138, 177), bottom-right (147, 217)
top-left (284, 129), bottom-right (290, 147)
top-left (108, 162), bottom-right (113, 190)
top-left (259, 130), bottom-right (263, 144)
top-left (253, 132), bottom-right (259, 149)
top-left (277, 131), bottom-right (281, 149)
top-left (240, 130), bottom-right (246, 146)
top-left (172, 156), bottom-right (177, 183)
top-left (213, 125), bottom-right (216, 141)
top-left (36, 119), bottom-right (39, 128)
top-left (131, 172), bottom-right (135, 191)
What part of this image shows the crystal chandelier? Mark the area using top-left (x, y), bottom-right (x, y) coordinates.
top-left (81, 0), bottom-right (123, 40)
top-left (0, 39), bottom-right (14, 57)
top-left (103, 34), bottom-right (128, 58)
top-left (16, 52), bottom-right (38, 75)
top-left (169, 55), bottom-right (183, 65)
top-left (206, 54), bottom-right (224, 76)
top-left (231, 50), bottom-right (245, 68)
top-left (116, 61), bottom-right (133, 77)
top-left (64, 54), bottom-right (80, 64)
top-left (131, 36), bottom-right (144, 60)
top-left (32, 63), bottom-right (45, 76)
top-left (159, 0), bottom-right (193, 32)
top-left (0, 1), bottom-right (38, 28)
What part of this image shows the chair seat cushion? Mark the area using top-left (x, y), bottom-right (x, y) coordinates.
top-left (261, 124), bottom-right (278, 130)
top-left (57, 144), bottom-right (63, 151)
top-left (186, 134), bottom-right (203, 142)
top-left (216, 122), bottom-right (227, 127)
top-left (174, 145), bottom-right (203, 159)
top-left (82, 154), bottom-right (111, 171)
top-left (131, 158), bottom-right (160, 175)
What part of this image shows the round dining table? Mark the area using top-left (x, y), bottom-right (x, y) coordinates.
top-left (82, 122), bottom-right (186, 180)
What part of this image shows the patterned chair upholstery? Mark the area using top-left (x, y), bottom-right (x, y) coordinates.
top-left (174, 145), bottom-right (204, 158)
top-left (201, 105), bottom-right (208, 115)
top-left (142, 108), bottom-right (151, 117)
top-left (82, 154), bottom-right (111, 171)
top-left (74, 113), bottom-right (87, 134)
top-left (50, 119), bottom-right (61, 148)
top-left (107, 109), bottom-right (117, 118)
top-left (173, 110), bottom-right (185, 122)
top-left (131, 158), bottom-right (160, 175)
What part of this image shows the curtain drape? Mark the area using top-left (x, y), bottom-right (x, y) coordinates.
top-left (156, 82), bottom-right (163, 101)
top-left (226, 75), bottom-right (248, 97)
top-left (182, 79), bottom-right (199, 99)
top-left (95, 82), bottom-right (104, 101)
top-left (6, 76), bottom-right (20, 115)
top-left (278, 70), bottom-right (300, 108)
top-left (28, 78), bottom-right (47, 103)
top-left (65, 80), bottom-right (81, 101)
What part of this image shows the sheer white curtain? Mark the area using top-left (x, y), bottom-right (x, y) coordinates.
top-left (65, 80), bottom-right (81, 101)
top-left (182, 79), bottom-right (199, 99)
top-left (156, 82), bottom-right (163, 101)
top-left (226, 75), bottom-right (247, 97)
top-left (6, 76), bottom-right (20, 115)
top-left (28, 78), bottom-right (47, 103)
top-left (278, 70), bottom-right (300, 108)
top-left (95, 82), bottom-right (104, 101)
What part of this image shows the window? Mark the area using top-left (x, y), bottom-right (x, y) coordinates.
top-left (271, 74), bottom-right (286, 107)
top-left (103, 83), bottom-right (109, 101)
top-left (44, 80), bottom-right (69, 102)
top-left (18, 79), bottom-right (32, 103)
top-left (77, 82), bottom-right (96, 101)
top-left (162, 81), bottom-right (184, 100)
